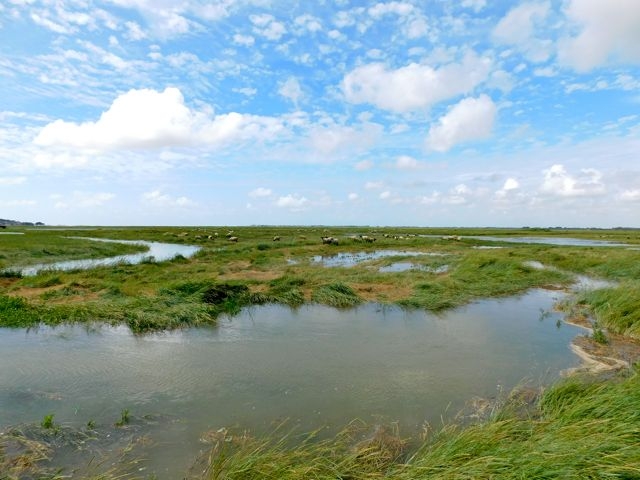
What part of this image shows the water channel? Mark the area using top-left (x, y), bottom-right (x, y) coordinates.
top-left (0, 289), bottom-right (583, 477)
top-left (15, 238), bottom-right (201, 276)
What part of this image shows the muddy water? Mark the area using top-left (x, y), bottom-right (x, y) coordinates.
top-left (0, 289), bottom-right (582, 478)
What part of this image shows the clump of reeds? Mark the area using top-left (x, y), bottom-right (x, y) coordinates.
top-left (311, 282), bottom-right (362, 308)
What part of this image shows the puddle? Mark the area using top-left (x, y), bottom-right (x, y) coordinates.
top-left (379, 262), bottom-right (449, 273)
top-left (0, 290), bottom-right (581, 478)
top-left (312, 250), bottom-right (446, 267)
top-left (464, 236), bottom-right (628, 247)
top-left (0, 232), bottom-right (24, 235)
top-left (13, 238), bottom-right (200, 276)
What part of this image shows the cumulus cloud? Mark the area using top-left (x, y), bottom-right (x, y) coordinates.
top-left (355, 160), bottom-right (373, 171)
top-left (233, 33), bottom-right (255, 46)
top-left (306, 123), bottom-right (381, 160)
top-left (342, 52), bottom-right (491, 113)
top-left (540, 164), bottom-right (605, 197)
top-left (395, 155), bottom-right (420, 170)
top-left (368, 2), bottom-right (414, 18)
top-left (426, 95), bottom-right (497, 152)
top-left (365, 181), bottom-right (384, 190)
top-left (54, 191), bottom-right (114, 209)
top-left (142, 190), bottom-right (195, 207)
top-left (275, 194), bottom-right (308, 210)
top-left (250, 13), bottom-right (286, 40)
top-left (34, 87), bottom-right (285, 151)
top-left (278, 77), bottom-right (303, 105)
top-left (348, 192), bottom-right (359, 200)
top-left (492, 1), bottom-right (552, 62)
top-left (249, 187), bottom-right (272, 198)
top-left (558, 0), bottom-right (640, 72)
top-left (495, 178), bottom-right (520, 198)
top-left (621, 189), bottom-right (640, 201)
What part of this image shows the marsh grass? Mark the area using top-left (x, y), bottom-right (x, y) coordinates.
top-left (197, 370), bottom-right (640, 479)
top-left (0, 226), bottom-right (636, 334)
top-left (311, 282), bottom-right (362, 308)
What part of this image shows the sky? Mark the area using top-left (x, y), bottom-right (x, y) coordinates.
top-left (1, 0), bottom-right (639, 227)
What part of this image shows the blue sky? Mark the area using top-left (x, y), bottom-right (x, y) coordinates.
top-left (1, 0), bottom-right (639, 227)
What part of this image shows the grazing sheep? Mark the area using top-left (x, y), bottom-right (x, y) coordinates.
top-left (228, 236), bottom-right (239, 242)
top-left (321, 236), bottom-right (339, 245)
top-left (361, 235), bottom-right (377, 243)
top-left (207, 235), bottom-right (213, 240)
top-left (273, 236), bottom-right (281, 241)
top-left (226, 231), bottom-right (234, 238)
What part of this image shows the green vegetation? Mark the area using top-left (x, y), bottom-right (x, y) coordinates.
top-left (2, 226), bottom-right (640, 478)
top-left (195, 370), bottom-right (640, 479)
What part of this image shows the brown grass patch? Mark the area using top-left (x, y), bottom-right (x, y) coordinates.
top-left (351, 282), bottom-right (413, 302)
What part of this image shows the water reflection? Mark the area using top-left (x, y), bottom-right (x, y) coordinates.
top-left (15, 238), bottom-right (200, 276)
top-left (0, 289), bottom-right (581, 477)
top-left (313, 250), bottom-right (446, 267)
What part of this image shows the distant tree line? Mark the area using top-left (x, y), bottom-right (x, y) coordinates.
top-left (0, 218), bottom-right (45, 227)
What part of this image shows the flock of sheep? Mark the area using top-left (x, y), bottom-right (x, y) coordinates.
top-left (163, 231), bottom-right (426, 244)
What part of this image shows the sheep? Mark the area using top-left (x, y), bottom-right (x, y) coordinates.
top-left (321, 236), bottom-right (339, 245)
top-left (228, 236), bottom-right (239, 242)
top-left (273, 236), bottom-right (281, 241)
top-left (361, 235), bottom-right (377, 243)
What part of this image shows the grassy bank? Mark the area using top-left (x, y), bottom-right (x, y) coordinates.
top-left (2, 226), bottom-right (640, 478)
top-left (2, 226), bottom-right (615, 331)
top-left (4, 369), bottom-right (638, 479)
top-left (197, 369), bottom-right (640, 479)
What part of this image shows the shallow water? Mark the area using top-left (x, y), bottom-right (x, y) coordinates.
top-left (313, 250), bottom-right (446, 267)
top-left (16, 238), bottom-right (200, 276)
top-left (0, 289), bottom-right (581, 477)
top-left (0, 231), bottom-right (24, 235)
top-left (463, 236), bottom-right (627, 247)
top-left (379, 262), bottom-right (449, 273)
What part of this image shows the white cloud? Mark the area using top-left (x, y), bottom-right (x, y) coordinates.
top-left (142, 190), bottom-right (195, 207)
top-left (32, 152), bottom-right (89, 169)
top-left (348, 192), bottom-right (359, 200)
top-left (0, 176), bottom-right (26, 185)
top-left (492, 2), bottom-right (552, 62)
top-left (249, 187), bottom-right (272, 198)
top-left (558, 0), bottom-right (640, 72)
top-left (426, 95), bottom-right (497, 152)
top-left (0, 199), bottom-right (37, 207)
top-left (365, 181), bottom-right (384, 190)
top-left (379, 191), bottom-right (391, 199)
top-left (461, 0), bottom-right (486, 12)
top-left (540, 164), bottom-right (606, 197)
top-left (503, 178), bottom-right (520, 190)
top-left (125, 21), bottom-right (146, 40)
top-left (278, 77), bottom-right (303, 105)
top-left (233, 33), bottom-right (255, 46)
top-left (250, 14), bottom-right (286, 41)
top-left (355, 160), bottom-right (373, 171)
top-left (275, 194), bottom-right (308, 210)
top-left (306, 123), bottom-right (381, 160)
top-left (621, 189), bottom-right (640, 201)
top-left (495, 178), bottom-right (520, 199)
top-left (342, 52), bottom-right (492, 113)
top-left (294, 14), bottom-right (322, 34)
top-left (368, 2), bottom-right (414, 18)
top-left (53, 191), bottom-right (114, 209)
top-left (395, 155), bottom-right (420, 170)
top-left (34, 87), bottom-right (286, 151)
top-left (442, 184), bottom-right (471, 205)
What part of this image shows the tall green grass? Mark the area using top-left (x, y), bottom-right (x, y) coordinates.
top-left (198, 370), bottom-right (640, 479)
